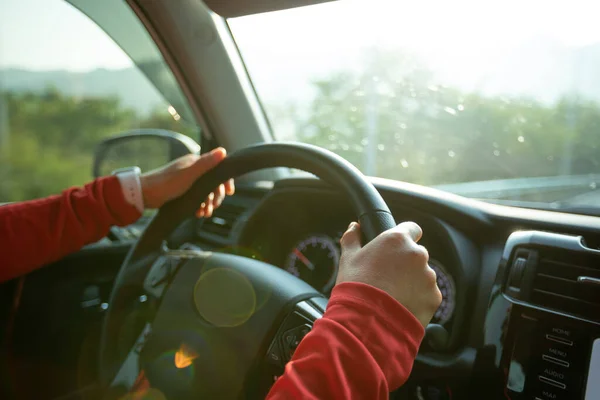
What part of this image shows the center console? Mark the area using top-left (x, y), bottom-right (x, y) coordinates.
top-left (504, 307), bottom-right (599, 399)
top-left (497, 231), bottom-right (600, 400)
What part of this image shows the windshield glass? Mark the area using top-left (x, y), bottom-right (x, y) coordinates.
top-left (230, 0), bottom-right (600, 210)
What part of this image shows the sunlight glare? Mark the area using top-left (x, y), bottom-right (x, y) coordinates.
top-left (174, 343), bottom-right (199, 369)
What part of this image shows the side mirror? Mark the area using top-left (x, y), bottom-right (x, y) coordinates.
top-left (93, 129), bottom-right (200, 178)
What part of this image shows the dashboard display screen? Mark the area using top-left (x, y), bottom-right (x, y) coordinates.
top-left (585, 339), bottom-right (600, 400)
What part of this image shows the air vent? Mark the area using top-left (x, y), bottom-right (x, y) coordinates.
top-left (506, 249), bottom-right (537, 296)
top-left (198, 202), bottom-right (247, 244)
top-left (529, 248), bottom-right (600, 320)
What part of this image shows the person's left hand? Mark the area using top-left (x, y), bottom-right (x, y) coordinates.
top-left (140, 147), bottom-right (234, 218)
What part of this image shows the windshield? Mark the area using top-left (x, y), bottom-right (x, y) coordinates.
top-left (229, 0), bottom-right (600, 210)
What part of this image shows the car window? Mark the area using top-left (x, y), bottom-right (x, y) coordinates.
top-left (230, 0), bottom-right (600, 211)
top-left (0, 0), bottom-right (199, 202)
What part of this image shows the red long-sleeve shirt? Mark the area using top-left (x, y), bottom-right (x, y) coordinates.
top-left (266, 282), bottom-right (424, 399)
top-left (0, 176), bottom-right (424, 398)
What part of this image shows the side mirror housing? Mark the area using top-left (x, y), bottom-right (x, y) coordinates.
top-left (93, 129), bottom-right (200, 177)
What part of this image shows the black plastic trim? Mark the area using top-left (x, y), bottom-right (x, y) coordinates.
top-left (206, 0), bottom-right (335, 18)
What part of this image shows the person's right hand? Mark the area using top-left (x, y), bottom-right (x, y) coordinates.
top-left (336, 221), bottom-right (442, 327)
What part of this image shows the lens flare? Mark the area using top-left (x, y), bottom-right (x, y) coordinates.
top-left (193, 267), bottom-right (256, 327)
top-left (155, 349), bottom-right (196, 379)
top-left (216, 245), bottom-right (273, 311)
top-left (174, 343), bottom-right (198, 369)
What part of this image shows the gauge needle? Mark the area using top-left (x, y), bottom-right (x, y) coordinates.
top-left (293, 249), bottom-right (315, 271)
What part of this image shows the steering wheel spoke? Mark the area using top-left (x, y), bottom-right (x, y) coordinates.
top-left (106, 323), bottom-right (153, 396)
top-left (265, 299), bottom-right (324, 369)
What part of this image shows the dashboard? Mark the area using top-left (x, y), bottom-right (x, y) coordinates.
top-left (194, 177), bottom-right (600, 399)
top-left (223, 180), bottom-right (480, 358)
top-left (7, 174), bottom-right (599, 400)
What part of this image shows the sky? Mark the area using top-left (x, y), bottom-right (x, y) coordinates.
top-left (3, 0), bottom-right (600, 107)
top-left (2, 0), bottom-right (600, 72)
top-left (0, 0), bottom-right (132, 71)
top-left (231, 0), bottom-right (600, 52)
top-left (229, 0), bottom-right (600, 103)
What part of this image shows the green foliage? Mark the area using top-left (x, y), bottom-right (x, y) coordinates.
top-left (0, 88), bottom-right (198, 201)
top-left (274, 50), bottom-right (600, 188)
top-left (5, 52), bottom-right (600, 205)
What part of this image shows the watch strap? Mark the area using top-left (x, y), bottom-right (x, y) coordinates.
top-left (112, 167), bottom-right (144, 213)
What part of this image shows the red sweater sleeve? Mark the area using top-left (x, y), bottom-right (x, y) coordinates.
top-left (267, 282), bottom-right (425, 399)
top-left (0, 176), bottom-right (141, 282)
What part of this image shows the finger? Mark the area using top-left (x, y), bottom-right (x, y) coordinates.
top-left (196, 201), bottom-right (207, 218)
top-left (213, 184), bottom-right (226, 209)
top-left (225, 179), bottom-right (235, 196)
top-left (205, 192), bottom-right (215, 218)
top-left (189, 147), bottom-right (227, 177)
top-left (205, 201), bottom-right (214, 218)
top-left (418, 244), bottom-right (430, 262)
top-left (393, 221), bottom-right (423, 243)
top-left (340, 222), bottom-right (362, 254)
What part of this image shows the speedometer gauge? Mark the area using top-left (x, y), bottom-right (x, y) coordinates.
top-left (428, 259), bottom-right (456, 325)
top-left (285, 235), bottom-right (340, 292)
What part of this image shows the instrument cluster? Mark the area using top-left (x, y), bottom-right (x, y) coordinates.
top-left (282, 231), bottom-right (457, 326)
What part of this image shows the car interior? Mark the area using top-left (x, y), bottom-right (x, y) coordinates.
top-left (1, 0), bottom-right (599, 399)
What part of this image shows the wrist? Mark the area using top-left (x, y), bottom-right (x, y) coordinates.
top-left (139, 173), bottom-right (159, 209)
top-left (112, 167), bottom-right (144, 213)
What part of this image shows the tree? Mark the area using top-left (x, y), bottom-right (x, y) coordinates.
top-left (271, 49), bottom-right (600, 191)
top-left (0, 88), bottom-right (199, 202)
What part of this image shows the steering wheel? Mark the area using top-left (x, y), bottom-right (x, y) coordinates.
top-left (99, 143), bottom-right (396, 399)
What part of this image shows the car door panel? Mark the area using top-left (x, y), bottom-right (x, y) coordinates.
top-left (4, 242), bottom-right (132, 400)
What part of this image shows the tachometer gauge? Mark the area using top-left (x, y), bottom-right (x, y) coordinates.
top-left (285, 235), bottom-right (340, 292)
top-left (428, 259), bottom-right (456, 325)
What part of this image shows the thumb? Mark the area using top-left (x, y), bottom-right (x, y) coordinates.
top-left (189, 147), bottom-right (227, 176)
top-left (340, 222), bottom-right (362, 255)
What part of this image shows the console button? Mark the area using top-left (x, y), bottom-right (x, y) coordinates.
top-left (538, 375), bottom-right (566, 390)
top-left (283, 330), bottom-right (299, 347)
top-left (548, 326), bottom-right (573, 339)
top-left (535, 383), bottom-right (565, 400)
top-left (537, 362), bottom-right (574, 397)
top-left (544, 324), bottom-right (581, 347)
top-left (546, 334), bottom-right (573, 347)
top-left (540, 364), bottom-right (568, 383)
top-left (281, 324), bottom-right (312, 360)
top-left (266, 341), bottom-right (284, 367)
top-left (541, 341), bottom-right (572, 363)
top-left (542, 354), bottom-right (570, 368)
top-left (298, 325), bottom-right (311, 337)
top-left (530, 365), bottom-right (568, 399)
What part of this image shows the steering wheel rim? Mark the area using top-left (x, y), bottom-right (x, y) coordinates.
top-left (99, 142), bottom-right (396, 395)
